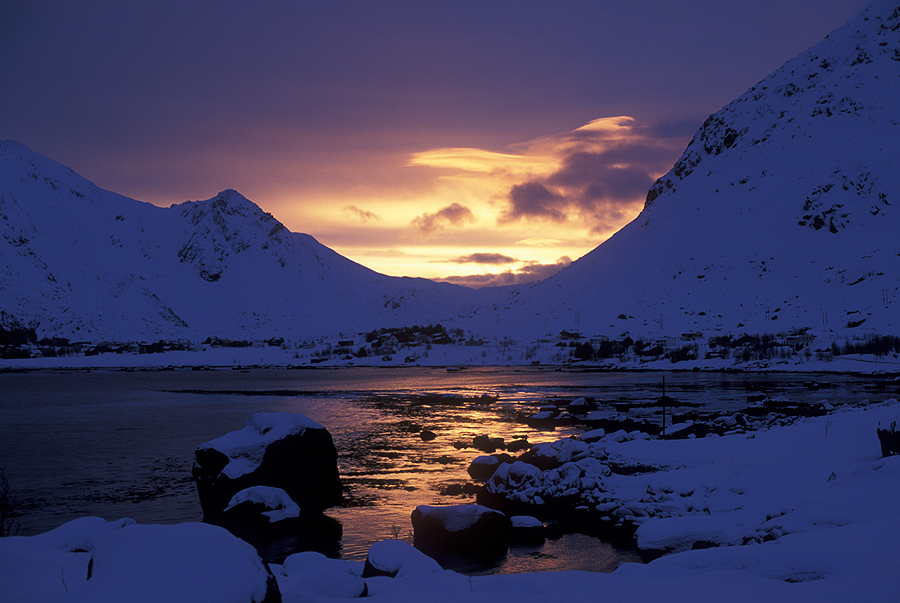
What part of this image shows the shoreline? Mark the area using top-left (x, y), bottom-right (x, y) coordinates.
top-left (2, 353), bottom-right (899, 376)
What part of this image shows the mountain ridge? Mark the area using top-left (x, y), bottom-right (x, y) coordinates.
top-left (466, 0), bottom-right (900, 342)
top-left (0, 140), bottom-right (490, 341)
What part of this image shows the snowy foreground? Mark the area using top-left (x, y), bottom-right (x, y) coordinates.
top-left (3, 399), bottom-right (900, 601)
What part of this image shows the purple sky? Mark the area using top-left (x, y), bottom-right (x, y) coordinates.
top-left (0, 0), bottom-right (871, 284)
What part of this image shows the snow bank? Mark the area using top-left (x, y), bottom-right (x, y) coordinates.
top-left (0, 519), bottom-right (276, 602)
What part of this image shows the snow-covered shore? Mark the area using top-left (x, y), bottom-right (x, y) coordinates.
top-left (2, 342), bottom-right (900, 374)
top-left (3, 398), bottom-right (899, 601)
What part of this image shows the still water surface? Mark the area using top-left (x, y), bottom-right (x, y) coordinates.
top-left (0, 366), bottom-right (877, 573)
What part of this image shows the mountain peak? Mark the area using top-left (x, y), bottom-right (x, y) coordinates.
top-left (172, 191), bottom-right (288, 282)
top-left (645, 0), bottom-right (900, 214)
top-left (480, 0), bottom-right (900, 340)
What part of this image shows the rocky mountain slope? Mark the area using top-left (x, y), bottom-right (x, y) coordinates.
top-left (0, 140), bottom-right (489, 341)
top-left (471, 0), bottom-right (900, 342)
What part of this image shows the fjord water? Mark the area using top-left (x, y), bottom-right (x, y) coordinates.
top-left (0, 367), bottom-right (875, 573)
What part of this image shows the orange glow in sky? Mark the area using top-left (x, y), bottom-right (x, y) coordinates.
top-left (271, 116), bottom-right (686, 286)
top-left (1, 1), bottom-right (869, 287)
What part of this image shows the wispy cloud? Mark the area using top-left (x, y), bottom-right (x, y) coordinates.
top-left (411, 202), bottom-right (475, 234)
top-left (342, 205), bottom-right (381, 222)
top-left (407, 148), bottom-right (554, 177)
top-left (515, 237), bottom-right (563, 247)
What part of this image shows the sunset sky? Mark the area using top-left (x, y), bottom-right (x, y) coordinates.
top-left (0, 1), bottom-right (870, 286)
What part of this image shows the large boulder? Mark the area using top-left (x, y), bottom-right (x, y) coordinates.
top-left (411, 504), bottom-right (511, 560)
top-left (877, 418), bottom-right (900, 457)
top-left (510, 515), bottom-right (545, 545)
top-left (193, 412), bottom-right (341, 519)
top-left (467, 454), bottom-right (512, 481)
top-left (220, 486), bottom-right (343, 563)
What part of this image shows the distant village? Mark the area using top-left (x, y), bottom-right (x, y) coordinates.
top-left (3, 316), bottom-right (898, 367)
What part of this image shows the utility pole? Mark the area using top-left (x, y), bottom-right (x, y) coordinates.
top-left (661, 375), bottom-right (667, 439)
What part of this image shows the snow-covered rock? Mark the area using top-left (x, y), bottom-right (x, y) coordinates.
top-left (519, 438), bottom-right (589, 469)
top-left (192, 412), bottom-right (341, 518)
top-left (361, 539), bottom-right (442, 578)
top-left (467, 455), bottom-right (503, 481)
top-left (411, 504), bottom-right (511, 559)
top-left (276, 551), bottom-right (367, 599)
top-left (661, 421), bottom-right (695, 438)
top-left (509, 515), bottom-right (545, 544)
top-left (567, 397), bottom-right (595, 414)
top-left (486, 461), bottom-right (542, 497)
top-left (223, 486), bottom-right (301, 523)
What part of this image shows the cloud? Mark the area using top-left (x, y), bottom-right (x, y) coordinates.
top-left (501, 181), bottom-right (568, 222)
top-left (342, 205), bottom-right (381, 222)
top-left (406, 115), bottom-right (687, 238)
top-left (515, 237), bottom-right (563, 247)
top-left (407, 148), bottom-right (552, 176)
top-left (436, 256), bottom-right (572, 288)
top-left (496, 119), bottom-right (687, 234)
top-left (518, 256), bottom-right (573, 279)
top-left (446, 252), bottom-right (519, 265)
top-left (412, 202), bottom-right (475, 234)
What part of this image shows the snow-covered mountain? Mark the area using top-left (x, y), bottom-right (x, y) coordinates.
top-left (0, 140), bottom-right (490, 341)
top-left (472, 0), bottom-right (900, 342)
top-left (3, 2), bottom-right (899, 346)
